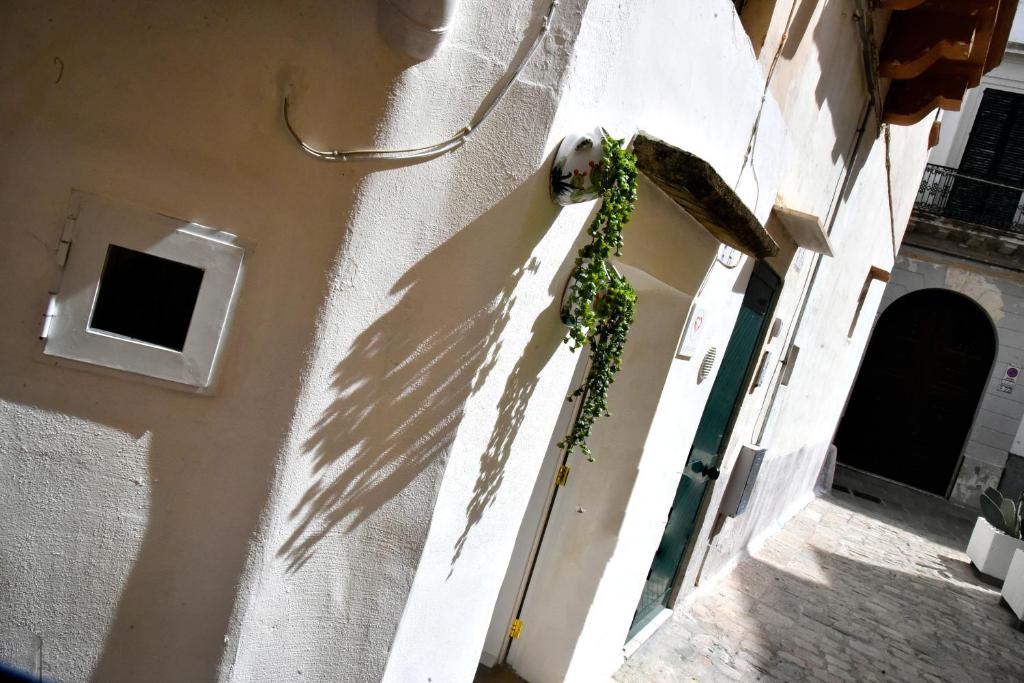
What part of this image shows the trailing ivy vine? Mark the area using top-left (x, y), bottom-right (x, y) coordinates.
top-left (557, 133), bottom-right (639, 461)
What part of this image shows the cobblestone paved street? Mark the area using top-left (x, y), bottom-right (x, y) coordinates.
top-left (614, 471), bottom-right (1024, 682)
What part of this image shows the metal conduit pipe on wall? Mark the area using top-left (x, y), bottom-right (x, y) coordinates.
top-left (378, 0), bottom-right (458, 61)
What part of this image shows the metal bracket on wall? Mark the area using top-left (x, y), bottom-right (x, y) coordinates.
top-left (39, 293), bottom-right (58, 340)
top-left (56, 215), bottom-right (76, 267)
top-left (508, 618), bottom-right (523, 639)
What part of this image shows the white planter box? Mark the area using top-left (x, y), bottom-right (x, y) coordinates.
top-left (1003, 549), bottom-right (1024, 621)
top-left (966, 517), bottom-right (1024, 582)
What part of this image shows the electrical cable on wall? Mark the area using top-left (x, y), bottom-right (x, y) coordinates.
top-left (735, 0), bottom-right (802, 192)
top-left (283, 0), bottom-right (560, 163)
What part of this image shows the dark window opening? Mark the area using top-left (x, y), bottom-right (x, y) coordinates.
top-left (90, 245), bottom-right (204, 352)
top-left (945, 88), bottom-right (1024, 231)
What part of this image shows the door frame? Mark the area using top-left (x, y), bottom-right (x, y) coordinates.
top-left (660, 260), bottom-right (782, 610)
top-left (481, 350), bottom-right (593, 667)
top-left (834, 287), bottom-right (998, 500)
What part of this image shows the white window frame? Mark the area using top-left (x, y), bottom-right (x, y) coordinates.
top-left (43, 192), bottom-right (248, 392)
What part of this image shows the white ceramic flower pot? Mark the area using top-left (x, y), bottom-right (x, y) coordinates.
top-left (1002, 549), bottom-right (1024, 620)
top-left (966, 517), bottom-right (1024, 582)
top-left (549, 127), bottom-right (606, 206)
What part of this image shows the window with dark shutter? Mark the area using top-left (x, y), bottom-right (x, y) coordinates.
top-left (946, 88), bottom-right (1024, 231)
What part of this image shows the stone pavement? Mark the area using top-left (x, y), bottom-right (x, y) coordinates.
top-left (614, 472), bottom-right (1024, 682)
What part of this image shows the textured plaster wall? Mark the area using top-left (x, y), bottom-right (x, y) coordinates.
top-left (766, 0), bottom-right (871, 223)
top-left (879, 249), bottom-right (1024, 504)
top-left (387, 0), bottom-right (932, 679)
top-left (694, 114), bottom-right (934, 592)
top-left (0, 2), bottom-right (411, 680)
top-left (673, 0), bottom-right (936, 598)
top-left (0, 1), bottom-right (941, 682)
top-left (463, 2), bottom-right (793, 680)
top-left (388, 0), bottom-right (788, 678)
top-left (226, 2), bottom-right (594, 682)
top-left (505, 207), bottom-right (741, 683)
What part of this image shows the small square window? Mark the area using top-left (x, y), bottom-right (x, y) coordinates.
top-left (90, 245), bottom-right (205, 351)
top-left (43, 192), bottom-right (248, 392)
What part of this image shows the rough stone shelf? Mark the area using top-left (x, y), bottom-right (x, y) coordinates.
top-left (632, 133), bottom-right (779, 259)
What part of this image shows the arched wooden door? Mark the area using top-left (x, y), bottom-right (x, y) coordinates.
top-left (835, 289), bottom-right (996, 496)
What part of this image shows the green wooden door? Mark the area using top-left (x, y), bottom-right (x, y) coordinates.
top-left (628, 261), bottom-right (779, 640)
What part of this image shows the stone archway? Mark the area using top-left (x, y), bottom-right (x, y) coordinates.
top-left (835, 289), bottom-right (997, 496)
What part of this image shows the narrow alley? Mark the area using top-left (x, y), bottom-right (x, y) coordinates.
top-left (614, 470), bottom-right (1024, 682)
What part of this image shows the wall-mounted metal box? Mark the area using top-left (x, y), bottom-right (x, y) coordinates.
top-left (720, 445), bottom-right (765, 518)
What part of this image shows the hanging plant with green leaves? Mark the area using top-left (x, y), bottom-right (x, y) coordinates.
top-left (557, 133), bottom-right (639, 461)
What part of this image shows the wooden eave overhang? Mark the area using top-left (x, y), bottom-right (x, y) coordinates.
top-left (632, 134), bottom-right (779, 259)
top-left (881, 0), bottom-right (1019, 125)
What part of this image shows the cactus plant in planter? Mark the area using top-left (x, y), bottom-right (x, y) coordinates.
top-left (986, 489), bottom-right (1024, 621)
top-left (981, 487), bottom-right (1023, 538)
top-left (967, 487), bottom-right (1024, 582)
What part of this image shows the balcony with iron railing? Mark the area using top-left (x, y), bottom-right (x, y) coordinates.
top-left (914, 163), bottom-right (1024, 234)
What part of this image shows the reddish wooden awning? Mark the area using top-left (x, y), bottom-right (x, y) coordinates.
top-left (881, 0), bottom-right (1018, 125)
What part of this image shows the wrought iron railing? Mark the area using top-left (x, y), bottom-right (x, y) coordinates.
top-left (915, 163), bottom-right (1024, 233)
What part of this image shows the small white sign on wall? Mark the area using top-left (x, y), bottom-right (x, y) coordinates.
top-left (676, 302), bottom-right (708, 359)
top-left (1000, 365), bottom-right (1019, 394)
top-left (717, 244), bottom-right (742, 268)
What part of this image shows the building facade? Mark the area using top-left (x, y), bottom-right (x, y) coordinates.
top-left (0, 1), bottom-right (1008, 682)
top-left (839, 4), bottom-right (1024, 506)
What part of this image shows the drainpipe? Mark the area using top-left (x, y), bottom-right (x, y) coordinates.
top-left (378, 0), bottom-right (458, 61)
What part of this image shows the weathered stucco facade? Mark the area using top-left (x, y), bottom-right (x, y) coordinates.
top-left (0, 1), bottom-right (945, 681)
top-left (852, 4), bottom-right (1024, 508)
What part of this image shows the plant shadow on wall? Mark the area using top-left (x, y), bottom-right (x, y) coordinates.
top-left (277, 166), bottom-right (570, 573)
top-left (447, 276), bottom-right (565, 576)
top-left (449, 133), bottom-right (639, 573)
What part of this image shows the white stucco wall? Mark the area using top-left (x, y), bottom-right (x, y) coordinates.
top-left (0, 1), bottom-right (939, 682)
top-left (224, 3), bottom-right (594, 682)
top-left (1012, 2), bottom-right (1024, 45)
top-left (695, 112), bottom-right (934, 589)
top-left (652, 0), bottom-right (936, 604)
top-left (0, 1), bottom-right (588, 681)
top-left (387, 2), bottom-right (788, 680)
top-left (1, 3), bottom-right (405, 680)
